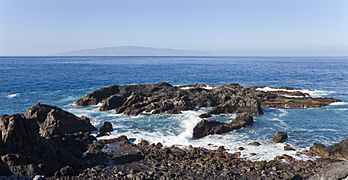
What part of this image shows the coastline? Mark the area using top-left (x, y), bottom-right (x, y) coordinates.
top-left (1, 83), bottom-right (348, 179)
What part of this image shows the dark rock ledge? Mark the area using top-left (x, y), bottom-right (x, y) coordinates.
top-left (76, 83), bottom-right (339, 139)
top-left (76, 83), bottom-right (339, 116)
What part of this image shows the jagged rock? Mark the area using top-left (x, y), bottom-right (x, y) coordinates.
top-left (192, 113), bottom-right (254, 139)
top-left (76, 85), bottom-right (121, 106)
top-left (0, 105), bottom-right (98, 177)
top-left (0, 114), bottom-right (40, 154)
top-left (248, 142), bottom-right (261, 146)
top-left (99, 95), bottom-right (127, 111)
top-left (272, 132), bottom-right (288, 143)
top-left (284, 144), bottom-right (295, 151)
top-left (309, 161), bottom-right (348, 180)
top-left (261, 97), bottom-right (338, 109)
top-left (309, 143), bottom-right (330, 157)
top-left (327, 136), bottom-right (348, 159)
top-left (309, 136), bottom-right (348, 160)
top-left (97, 122), bottom-right (113, 137)
top-left (238, 147), bottom-right (245, 151)
top-left (198, 113), bottom-right (211, 119)
top-left (230, 113), bottom-right (254, 128)
top-left (208, 98), bottom-right (263, 116)
top-left (77, 83), bottom-right (338, 116)
top-left (26, 103), bottom-right (96, 137)
top-left (192, 120), bottom-right (232, 139)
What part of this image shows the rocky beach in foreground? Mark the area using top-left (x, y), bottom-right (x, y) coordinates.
top-left (1, 83), bottom-right (347, 179)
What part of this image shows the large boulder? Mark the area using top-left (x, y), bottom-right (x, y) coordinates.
top-left (192, 120), bottom-right (232, 139)
top-left (192, 113), bottom-right (254, 139)
top-left (272, 132), bottom-right (288, 143)
top-left (0, 105), bottom-right (98, 176)
top-left (0, 114), bottom-right (57, 175)
top-left (0, 114), bottom-right (40, 154)
top-left (97, 121), bottom-right (113, 137)
top-left (26, 103), bottom-right (96, 137)
top-left (230, 113), bottom-right (254, 128)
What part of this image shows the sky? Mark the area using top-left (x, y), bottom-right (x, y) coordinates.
top-left (0, 0), bottom-right (347, 56)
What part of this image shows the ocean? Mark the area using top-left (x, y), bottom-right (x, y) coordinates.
top-left (1, 56), bottom-right (348, 160)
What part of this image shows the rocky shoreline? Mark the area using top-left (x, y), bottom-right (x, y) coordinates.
top-left (1, 83), bottom-right (347, 179)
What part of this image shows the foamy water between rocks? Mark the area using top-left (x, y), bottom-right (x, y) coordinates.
top-left (61, 87), bottom-right (348, 161)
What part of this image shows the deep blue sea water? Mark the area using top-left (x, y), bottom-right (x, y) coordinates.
top-left (1, 56), bottom-right (348, 160)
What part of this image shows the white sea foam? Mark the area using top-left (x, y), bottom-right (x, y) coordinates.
top-left (179, 86), bottom-right (216, 90)
top-left (278, 109), bottom-right (288, 117)
top-left (96, 108), bottom-right (310, 161)
top-left (280, 95), bottom-right (304, 98)
top-left (330, 102), bottom-right (348, 106)
top-left (6, 93), bottom-right (20, 99)
top-left (256, 87), bottom-right (334, 98)
top-left (296, 128), bottom-right (339, 133)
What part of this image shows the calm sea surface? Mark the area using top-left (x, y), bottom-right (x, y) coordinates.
top-left (1, 56), bottom-right (347, 160)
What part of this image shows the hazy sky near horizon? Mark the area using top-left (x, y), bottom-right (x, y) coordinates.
top-left (0, 0), bottom-right (348, 56)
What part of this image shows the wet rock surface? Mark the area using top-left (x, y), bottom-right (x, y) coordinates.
top-left (76, 83), bottom-right (339, 116)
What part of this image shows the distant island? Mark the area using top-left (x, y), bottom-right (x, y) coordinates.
top-left (56, 46), bottom-right (211, 56)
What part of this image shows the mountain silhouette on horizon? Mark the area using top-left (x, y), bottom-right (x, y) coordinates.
top-left (56, 46), bottom-right (210, 56)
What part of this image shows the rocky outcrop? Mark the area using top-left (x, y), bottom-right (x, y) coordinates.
top-left (99, 95), bottom-right (127, 111)
top-left (230, 113), bottom-right (254, 128)
top-left (248, 142), bottom-right (261, 146)
top-left (26, 103), bottom-right (96, 137)
top-left (192, 113), bottom-right (254, 139)
top-left (309, 161), bottom-right (348, 180)
top-left (59, 135), bottom-right (331, 180)
top-left (192, 120), bottom-right (233, 139)
top-left (76, 83), bottom-right (339, 116)
top-left (261, 97), bottom-right (338, 109)
top-left (309, 136), bottom-right (348, 160)
top-left (272, 132), bottom-right (288, 143)
top-left (0, 114), bottom-right (40, 154)
top-left (0, 104), bottom-right (97, 176)
top-left (97, 121), bottom-right (113, 137)
top-left (208, 97), bottom-right (263, 115)
top-left (0, 103), bottom-right (342, 179)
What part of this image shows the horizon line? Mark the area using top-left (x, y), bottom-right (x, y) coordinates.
top-left (1, 55), bottom-right (348, 58)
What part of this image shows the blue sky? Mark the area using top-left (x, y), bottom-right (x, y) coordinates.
top-left (0, 0), bottom-right (347, 56)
